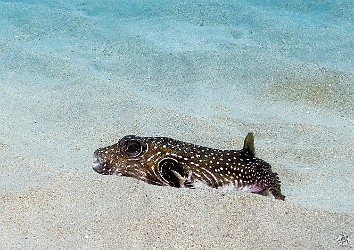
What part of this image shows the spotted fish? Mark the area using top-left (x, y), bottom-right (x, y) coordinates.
top-left (93, 133), bottom-right (285, 200)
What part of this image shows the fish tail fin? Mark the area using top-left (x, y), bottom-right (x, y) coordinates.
top-left (270, 172), bottom-right (286, 201)
top-left (243, 132), bottom-right (256, 156)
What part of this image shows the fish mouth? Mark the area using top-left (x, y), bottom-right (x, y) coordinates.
top-left (93, 153), bottom-right (107, 175)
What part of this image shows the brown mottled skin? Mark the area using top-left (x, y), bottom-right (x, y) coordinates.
top-left (93, 133), bottom-right (285, 200)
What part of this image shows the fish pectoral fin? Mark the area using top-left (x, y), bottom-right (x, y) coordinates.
top-left (243, 132), bottom-right (256, 156)
top-left (171, 170), bottom-right (195, 188)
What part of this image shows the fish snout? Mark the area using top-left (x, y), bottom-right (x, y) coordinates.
top-left (93, 151), bottom-right (107, 174)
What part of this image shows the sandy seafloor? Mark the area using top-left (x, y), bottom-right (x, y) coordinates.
top-left (0, 0), bottom-right (353, 249)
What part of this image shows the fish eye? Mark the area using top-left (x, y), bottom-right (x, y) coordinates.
top-left (124, 140), bottom-right (143, 157)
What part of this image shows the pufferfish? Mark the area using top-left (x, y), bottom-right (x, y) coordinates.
top-left (93, 133), bottom-right (285, 200)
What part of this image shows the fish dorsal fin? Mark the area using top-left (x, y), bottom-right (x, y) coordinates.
top-left (243, 132), bottom-right (256, 156)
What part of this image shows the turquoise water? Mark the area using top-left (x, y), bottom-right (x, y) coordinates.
top-left (0, 0), bottom-right (353, 214)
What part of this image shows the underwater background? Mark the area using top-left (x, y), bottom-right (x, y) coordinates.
top-left (0, 0), bottom-right (353, 249)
